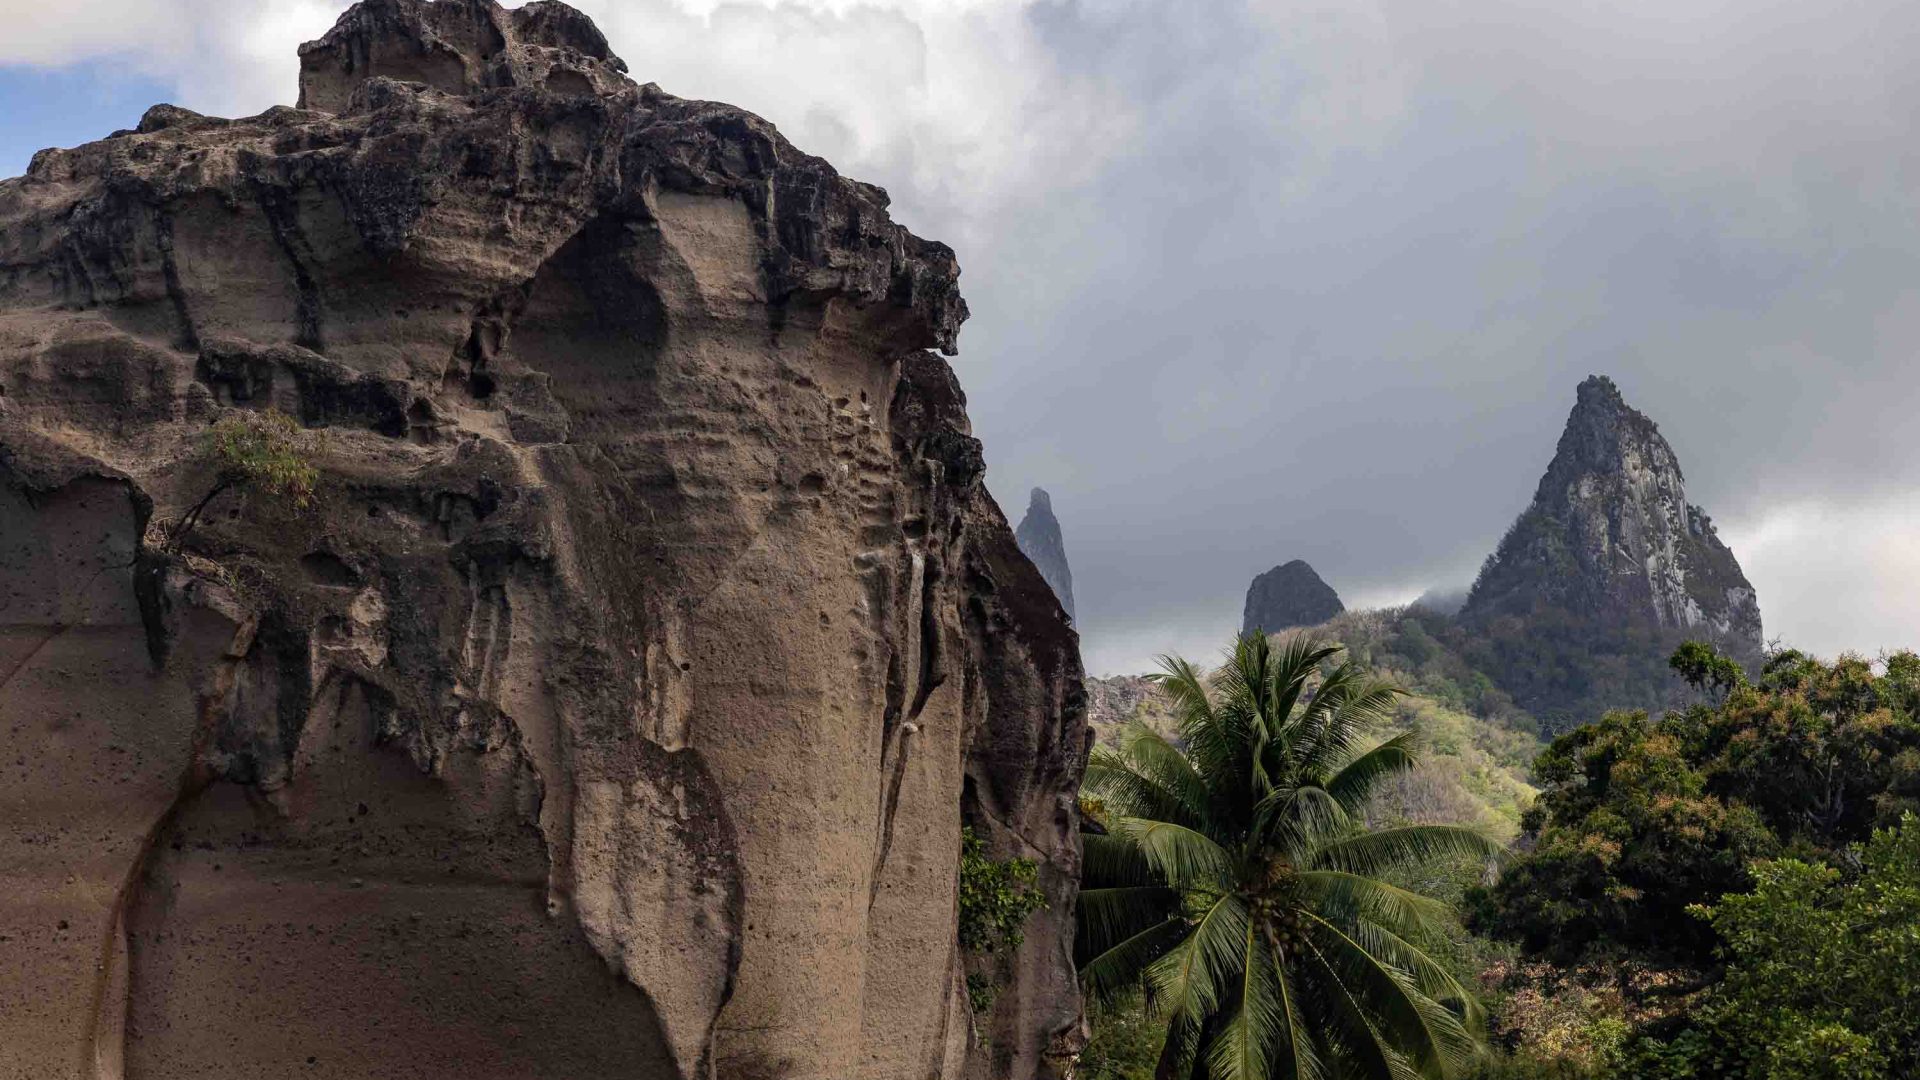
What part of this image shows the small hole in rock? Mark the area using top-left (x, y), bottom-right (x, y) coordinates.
top-left (301, 552), bottom-right (360, 588)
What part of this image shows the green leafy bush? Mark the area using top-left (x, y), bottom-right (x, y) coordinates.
top-left (1472, 643), bottom-right (1920, 966)
top-left (1682, 815), bottom-right (1920, 1078)
top-left (1467, 707), bottom-right (1776, 964)
top-left (1076, 990), bottom-right (1165, 1080)
top-left (957, 826), bottom-right (1047, 953)
top-left (209, 410), bottom-right (320, 505)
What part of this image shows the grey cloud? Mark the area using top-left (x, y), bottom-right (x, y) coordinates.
top-left (3, 0), bottom-right (1912, 671)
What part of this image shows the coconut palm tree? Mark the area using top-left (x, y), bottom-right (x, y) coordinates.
top-left (1078, 632), bottom-right (1501, 1079)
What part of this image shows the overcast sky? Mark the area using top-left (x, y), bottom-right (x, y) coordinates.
top-left (2, 0), bottom-right (1916, 674)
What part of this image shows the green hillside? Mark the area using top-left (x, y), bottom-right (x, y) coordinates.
top-left (1085, 609), bottom-right (1543, 841)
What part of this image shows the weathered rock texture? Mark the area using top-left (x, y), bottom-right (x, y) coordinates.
top-left (1241, 559), bottom-right (1344, 637)
top-left (1013, 487), bottom-right (1074, 623)
top-left (1464, 376), bottom-right (1762, 650)
top-left (1082, 675), bottom-right (1176, 749)
top-left (0, 3), bottom-right (1088, 1077)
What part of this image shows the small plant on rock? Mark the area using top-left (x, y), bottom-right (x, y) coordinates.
top-left (170, 410), bottom-right (320, 549)
top-left (958, 825), bottom-right (1050, 1014)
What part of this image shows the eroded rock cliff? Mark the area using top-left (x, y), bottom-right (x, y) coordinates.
top-left (0, 2), bottom-right (1088, 1077)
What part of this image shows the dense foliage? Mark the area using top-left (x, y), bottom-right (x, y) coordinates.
top-left (1319, 609), bottom-right (1533, 732)
top-left (1078, 628), bottom-right (1920, 1078)
top-left (1078, 633), bottom-right (1501, 1078)
top-left (1681, 817), bottom-right (1920, 1078)
top-left (1466, 707), bottom-right (1776, 963)
top-left (1448, 601), bottom-right (1709, 735)
top-left (958, 825), bottom-right (1049, 1013)
top-left (1467, 644), bottom-right (1920, 1075)
top-left (958, 826), bottom-right (1048, 953)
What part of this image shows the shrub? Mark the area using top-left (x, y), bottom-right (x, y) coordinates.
top-left (171, 410), bottom-right (321, 548)
top-left (958, 826), bottom-right (1048, 1016)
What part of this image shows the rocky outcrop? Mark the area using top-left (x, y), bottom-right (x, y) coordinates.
top-left (1014, 487), bottom-right (1074, 622)
top-left (1083, 675), bottom-right (1176, 748)
top-left (1452, 377), bottom-right (1761, 729)
top-left (0, 3), bottom-right (1087, 1077)
top-left (1464, 376), bottom-right (1762, 651)
top-left (1241, 559), bottom-right (1344, 636)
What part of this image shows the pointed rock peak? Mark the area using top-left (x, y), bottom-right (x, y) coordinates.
top-left (1575, 373), bottom-right (1625, 409)
top-left (1015, 487), bottom-right (1075, 622)
top-left (298, 0), bottom-right (631, 114)
top-left (1546, 374), bottom-right (1673, 483)
top-left (1466, 375), bottom-right (1762, 657)
top-left (1242, 560), bottom-right (1344, 637)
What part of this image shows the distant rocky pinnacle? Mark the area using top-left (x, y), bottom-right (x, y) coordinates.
top-left (1242, 559), bottom-right (1345, 636)
top-left (0, 2), bottom-right (1086, 1077)
top-left (1015, 487), bottom-right (1076, 621)
top-left (1464, 376), bottom-right (1762, 652)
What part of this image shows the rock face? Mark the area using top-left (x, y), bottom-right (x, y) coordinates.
top-left (1083, 675), bottom-right (1176, 748)
top-left (1241, 559), bottom-right (1344, 636)
top-left (0, 3), bottom-right (1088, 1078)
top-left (1014, 487), bottom-right (1074, 622)
top-left (1464, 376), bottom-right (1762, 651)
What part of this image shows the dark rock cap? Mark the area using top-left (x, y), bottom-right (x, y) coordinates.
top-left (297, 0), bottom-right (631, 113)
top-left (1242, 559), bottom-right (1344, 636)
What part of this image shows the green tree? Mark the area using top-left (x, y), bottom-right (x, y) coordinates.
top-left (1675, 647), bottom-right (1920, 846)
top-left (1681, 814), bottom-right (1920, 1078)
top-left (1669, 641), bottom-right (1747, 702)
top-left (1077, 632), bottom-right (1503, 1079)
top-left (1467, 708), bottom-right (1775, 964)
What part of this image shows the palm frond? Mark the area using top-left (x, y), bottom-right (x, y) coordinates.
top-left (1297, 934), bottom-right (1420, 1080)
top-left (1080, 915), bottom-right (1190, 1006)
top-left (1082, 830), bottom-right (1162, 889)
top-left (1324, 732), bottom-right (1422, 815)
top-left (1118, 720), bottom-right (1218, 832)
top-left (1251, 784), bottom-right (1351, 864)
top-left (1310, 825), bottom-right (1503, 879)
top-left (1298, 870), bottom-right (1452, 941)
top-left (1078, 885), bottom-right (1184, 963)
top-left (1349, 918), bottom-right (1485, 1030)
top-left (1155, 653), bottom-right (1245, 794)
top-left (1114, 816), bottom-right (1235, 891)
top-left (1148, 891), bottom-right (1249, 1025)
top-left (1269, 935), bottom-right (1328, 1080)
top-left (1296, 672), bottom-right (1405, 780)
top-left (1085, 752), bottom-right (1209, 832)
top-left (1205, 920), bottom-right (1283, 1080)
top-left (1303, 912), bottom-right (1479, 1079)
